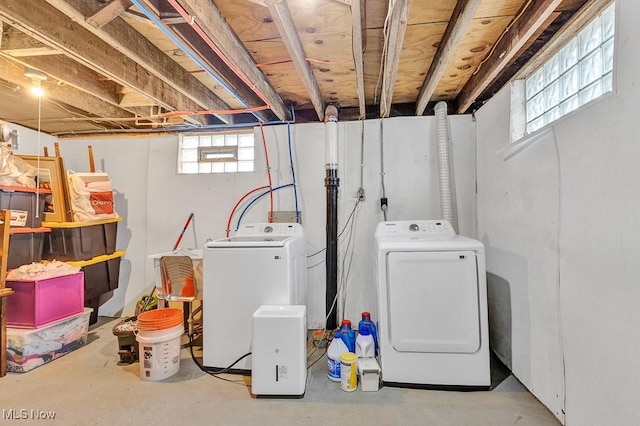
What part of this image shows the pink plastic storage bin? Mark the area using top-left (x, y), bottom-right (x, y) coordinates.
top-left (6, 272), bottom-right (85, 328)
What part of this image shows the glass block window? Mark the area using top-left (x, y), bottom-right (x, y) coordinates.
top-left (178, 131), bottom-right (255, 174)
top-left (525, 2), bottom-right (615, 133)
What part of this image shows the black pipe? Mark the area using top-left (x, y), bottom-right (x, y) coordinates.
top-left (325, 168), bottom-right (339, 330)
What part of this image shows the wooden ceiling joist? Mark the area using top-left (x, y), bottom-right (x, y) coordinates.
top-left (0, 57), bottom-right (137, 126)
top-left (0, 23), bottom-right (58, 57)
top-left (7, 54), bottom-right (123, 108)
top-left (380, 0), bottom-right (408, 118)
top-left (265, 0), bottom-right (324, 121)
top-left (162, 22), bottom-right (273, 123)
top-left (514, 0), bottom-right (612, 81)
top-left (351, 0), bottom-right (365, 119)
top-left (86, 0), bottom-right (133, 29)
top-left (175, 0), bottom-right (291, 121)
top-left (415, 0), bottom-right (482, 116)
top-left (456, 0), bottom-right (564, 113)
top-left (41, 0), bottom-right (231, 124)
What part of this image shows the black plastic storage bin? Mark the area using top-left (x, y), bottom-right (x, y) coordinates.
top-left (7, 227), bottom-right (51, 269)
top-left (67, 250), bottom-right (124, 325)
top-left (42, 217), bottom-right (121, 262)
top-left (0, 185), bottom-right (52, 228)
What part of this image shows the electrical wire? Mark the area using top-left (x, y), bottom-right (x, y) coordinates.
top-left (306, 333), bottom-right (330, 370)
top-left (286, 115), bottom-right (300, 223)
top-left (25, 105), bottom-right (271, 123)
top-left (307, 260), bottom-right (326, 269)
top-left (472, 0), bottom-right (534, 76)
top-left (307, 248), bottom-right (326, 258)
top-left (380, 119), bottom-right (388, 221)
top-left (359, 119), bottom-right (365, 191)
top-left (306, 199), bottom-right (361, 259)
top-left (374, 0), bottom-right (397, 110)
top-left (338, 200), bottom-right (361, 323)
top-left (35, 96), bottom-right (41, 220)
top-left (258, 121), bottom-right (274, 222)
top-left (188, 333), bottom-right (250, 384)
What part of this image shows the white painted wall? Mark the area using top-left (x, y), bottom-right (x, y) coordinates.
top-left (14, 115), bottom-right (476, 329)
top-left (475, 0), bottom-right (640, 424)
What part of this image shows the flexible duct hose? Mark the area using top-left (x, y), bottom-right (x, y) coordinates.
top-left (434, 101), bottom-right (455, 231)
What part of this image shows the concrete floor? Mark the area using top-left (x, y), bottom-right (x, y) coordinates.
top-left (2, 317), bottom-right (560, 426)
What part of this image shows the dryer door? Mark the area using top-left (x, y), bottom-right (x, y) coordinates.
top-left (386, 250), bottom-right (480, 353)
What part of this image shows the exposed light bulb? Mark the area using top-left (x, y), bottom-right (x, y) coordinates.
top-left (30, 82), bottom-right (44, 97)
top-left (24, 68), bottom-right (47, 97)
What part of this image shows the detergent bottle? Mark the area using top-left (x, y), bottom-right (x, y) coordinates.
top-left (358, 312), bottom-right (379, 356)
top-left (355, 324), bottom-right (375, 358)
top-left (327, 332), bottom-right (349, 382)
top-left (339, 319), bottom-right (356, 353)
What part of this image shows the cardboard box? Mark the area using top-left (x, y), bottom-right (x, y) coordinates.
top-left (6, 272), bottom-right (85, 328)
top-left (6, 308), bottom-right (93, 373)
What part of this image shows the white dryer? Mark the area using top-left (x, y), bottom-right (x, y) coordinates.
top-left (203, 223), bottom-right (307, 372)
top-left (375, 220), bottom-right (490, 389)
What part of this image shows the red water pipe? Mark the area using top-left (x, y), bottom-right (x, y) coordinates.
top-left (166, 0), bottom-right (274, 110)
top-left (225, 185), bottom-right (270, 237)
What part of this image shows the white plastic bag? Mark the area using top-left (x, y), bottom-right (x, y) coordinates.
top-left (0, 146), bottom-right (37, 187)
top-left (67, 171), bottom-right (118, 222)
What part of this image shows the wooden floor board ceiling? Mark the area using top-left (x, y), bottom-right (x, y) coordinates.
top-left (0, 0), bottom-right (596, 135)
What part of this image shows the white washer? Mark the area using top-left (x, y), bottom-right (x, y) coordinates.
top-left (203, 223), bottom-right (306, 372)
top-left (375, 220), bottom-right (490, 389)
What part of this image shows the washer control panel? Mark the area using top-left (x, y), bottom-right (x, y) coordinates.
top-left (236, 223), bottom-right (304, 237)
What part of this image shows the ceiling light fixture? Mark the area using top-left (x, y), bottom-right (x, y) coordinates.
top-left (24, 68), bottom-right (47, 97)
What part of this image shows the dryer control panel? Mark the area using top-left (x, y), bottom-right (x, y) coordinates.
top-left (375, 220), bottom-right (456, 238)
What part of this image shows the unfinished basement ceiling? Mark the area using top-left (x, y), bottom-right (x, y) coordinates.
top-left (0, 0), bottom-right (591, 135)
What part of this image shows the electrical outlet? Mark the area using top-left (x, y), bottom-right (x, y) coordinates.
top-left (357, 187), bottom-right (365, 202)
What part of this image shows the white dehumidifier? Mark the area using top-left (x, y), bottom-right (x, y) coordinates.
top-left (251, 305), bottom-right (307, 398)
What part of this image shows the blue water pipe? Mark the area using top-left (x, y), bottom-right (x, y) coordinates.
top-left (235, 183), bottom-right (294, 230)
top-left (130, 0), bottom-right (263, 122)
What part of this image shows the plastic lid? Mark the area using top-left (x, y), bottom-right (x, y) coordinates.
top-left (341, 319), bottom-right (352, 328)
top-left (361, 311), bottom-right (371, 320)
top-left (359, 324), bottom-right (370, 335)
top-left (341, 352), bottom-right (357, 363)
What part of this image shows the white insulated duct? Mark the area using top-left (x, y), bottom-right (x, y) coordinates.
top-left (325, 105), bottom-right (339, 169)
top-left (434, 101), bottom-right (456, 232)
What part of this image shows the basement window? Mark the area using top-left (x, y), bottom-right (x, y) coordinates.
top-left (523, 2), bottom-right (615, 134)
top-left (178, 131), bottom-right (255, 174)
